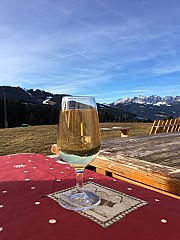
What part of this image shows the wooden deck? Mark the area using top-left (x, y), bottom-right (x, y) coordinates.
top-left (89, 132), bottom-right (180, 197)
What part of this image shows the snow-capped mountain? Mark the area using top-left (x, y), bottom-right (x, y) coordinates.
top-left (110, 95), bottom-right (180, 120)
top-left (113, 95), bottom-right (180, 106)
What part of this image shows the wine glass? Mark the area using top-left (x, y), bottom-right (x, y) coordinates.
top-left (57, 96), bottom-right (101, 211)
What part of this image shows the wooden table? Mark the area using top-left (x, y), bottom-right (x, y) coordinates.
top-left (89, 132), bottom-right (180, 197)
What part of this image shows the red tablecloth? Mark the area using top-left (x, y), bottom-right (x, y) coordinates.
top-left (0, 153), bottom-right (179, 240)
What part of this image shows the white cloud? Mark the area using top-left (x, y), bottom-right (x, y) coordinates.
top-left (0, 0), bottom-right (180, 102)
top-left (153, 64), bottom-right (180, 75)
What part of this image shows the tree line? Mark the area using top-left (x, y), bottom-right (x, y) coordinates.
top-left (0, 100), bottom-right (59, 128)
top-left (0, 99), bottom-right (142, 128)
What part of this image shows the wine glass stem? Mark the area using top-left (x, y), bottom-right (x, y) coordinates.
top-left (76, 171), bottom-right (84, 193)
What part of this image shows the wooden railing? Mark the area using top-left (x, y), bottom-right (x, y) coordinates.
top-left (150, 118), bottom-right (180, 134)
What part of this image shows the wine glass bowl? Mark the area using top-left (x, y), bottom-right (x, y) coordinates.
top-left (57, 96), bottom-right (101, 211)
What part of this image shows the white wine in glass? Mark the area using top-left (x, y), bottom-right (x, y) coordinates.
top-left (57, 96), bottom-right (101, 211)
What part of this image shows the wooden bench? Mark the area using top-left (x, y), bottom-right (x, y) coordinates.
top-left (100, 127), bottom-right (129, 137)
top-left (150, 118), bottom-right (180, 134)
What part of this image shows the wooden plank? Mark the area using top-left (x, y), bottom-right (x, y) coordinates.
top-left (174, 119), bottom-right (179, 131)
top-left (150, 120), bottom-right (157, 134)
top-left (169, 119), bottom-right (175, 132)
top-left (167, 119), bottom-right (173, 133)
top-left (170, 119), bottom-right (175, 132)
top-left (90, 157), bottom-right (180, 196)
top-left (157, 120), bottom-right (164, 133)
top-left (154, 123), bottom-right (179, 128)
top-left (149, 121), bottom-right (154, 134)
top-left (112, 173), bottom-right (180, 200)
top-left (163, 119), bottom-right (170, 133)
top-left (150, 120), bottom-right (158, 134)
top-left (96, 168), bottom-right (106, 175)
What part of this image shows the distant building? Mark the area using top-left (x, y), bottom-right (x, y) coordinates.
top-left (43, 97), bottom-right (56, 105)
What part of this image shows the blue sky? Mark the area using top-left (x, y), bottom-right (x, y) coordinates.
top-left (1, 0), bottom-right (180, 103)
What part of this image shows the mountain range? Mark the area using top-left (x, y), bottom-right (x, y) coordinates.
top-left (1, 86), bottom-right (180, 122)
top-left (112, 95), bottom-right (180, 106)
top-left (0, 86), bottom-right (135, 127)
top-left (110, 95), bottom-right (180, 120)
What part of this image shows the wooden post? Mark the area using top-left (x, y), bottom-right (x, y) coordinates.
top-left (150, 120), bottom-right (157, 134)
top-left (3, 87), bottom-right (8, 128)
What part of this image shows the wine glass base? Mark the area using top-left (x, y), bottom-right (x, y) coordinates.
top-left (59, 190), bottom-right (101, 211)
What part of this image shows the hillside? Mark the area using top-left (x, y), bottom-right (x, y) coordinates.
top-left (0, 86), bottom-right (67, 105)
top-left (0, 86), bottom-right (136, 128)
top-left (2, 86), bottom-right (179, 124)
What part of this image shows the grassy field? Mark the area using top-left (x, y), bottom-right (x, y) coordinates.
top-left (0, 122), bottom-right (152, 156)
